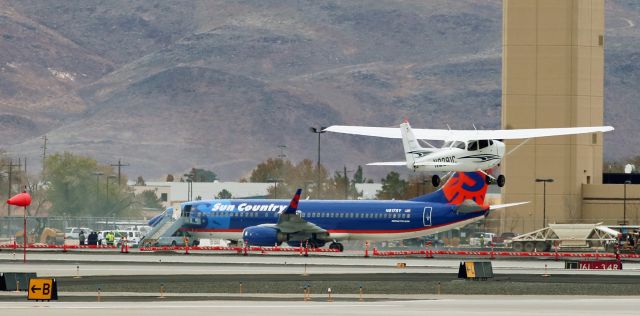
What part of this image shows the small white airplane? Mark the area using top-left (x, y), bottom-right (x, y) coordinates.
top-left (324, 119), bottom-right (614, 187)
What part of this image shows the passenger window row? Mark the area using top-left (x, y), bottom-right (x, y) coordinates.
top-left (206, 212), bottom-right (412, 219)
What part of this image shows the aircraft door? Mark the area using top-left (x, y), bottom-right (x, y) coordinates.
top-left (423, 207), bottom-right (432, 227)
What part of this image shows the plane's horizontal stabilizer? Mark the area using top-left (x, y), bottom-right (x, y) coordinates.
top-left (489, 201), bottom-right (529, 210)
top-left (455, 200), bottom-right (485, 214)
top-left (366, 162), bottom-right (406, 166)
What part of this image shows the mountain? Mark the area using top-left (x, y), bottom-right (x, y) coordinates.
top-left (0, 0), bottom-right (637, 180)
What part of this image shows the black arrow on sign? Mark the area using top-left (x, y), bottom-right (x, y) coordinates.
top-left (31, 285), bottom-right (41, 293)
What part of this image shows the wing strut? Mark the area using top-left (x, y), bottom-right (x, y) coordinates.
top-left (506, 138), bottom-right (531, 156)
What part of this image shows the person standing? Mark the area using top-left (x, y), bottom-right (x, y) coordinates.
top-left (106, 231), bottom-right (114, 246)
top-left (97, 231), bottom-right (104, 245)
top-left (79, 230), bottom-right (86, 246)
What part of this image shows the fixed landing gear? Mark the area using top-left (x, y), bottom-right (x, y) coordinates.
top-left (329, 242), bottom-right (344, 252)
top-left (431, 175), bottom-right (441, 187)
top-left (480, 171), bottom-right (506, 187)
top-left (496, 175), bottom-right (506, 187)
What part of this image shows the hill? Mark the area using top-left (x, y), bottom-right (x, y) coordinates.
top-left (0, 0), bottom-right (637, 180)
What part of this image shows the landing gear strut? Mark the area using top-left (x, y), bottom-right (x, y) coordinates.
top-left (431, 175), bottom-right (441, 187)
top-left (329, 242), bottom-right (344, 252)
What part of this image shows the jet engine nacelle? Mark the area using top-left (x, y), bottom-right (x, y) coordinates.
top-left (242, 226), bottom-right (286, 246)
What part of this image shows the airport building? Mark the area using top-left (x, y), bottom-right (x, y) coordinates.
top-left (500, 0), bottom-right (638, 233)
top-left (132, 181), bottom-right (383, 211)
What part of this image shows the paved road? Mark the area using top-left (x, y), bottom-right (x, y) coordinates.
top-left (1, 252), bottom-right (638, 276)
top-left (1, 296), bottom-right (638, 316)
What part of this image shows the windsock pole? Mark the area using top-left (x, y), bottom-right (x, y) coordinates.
top-left (7, 191), bottom-right (32, 264)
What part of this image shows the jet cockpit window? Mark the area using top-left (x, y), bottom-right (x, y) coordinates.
top-left (453, 141), bottom-right (466, 149)
top-left (467, 141), bottom-right (479, 151)
top-left (479, 140), bottom-right (489, 149)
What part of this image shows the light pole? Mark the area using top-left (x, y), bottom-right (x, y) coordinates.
top-left (535, 178), bottom-right (554, 228)
top-left (310, 127), bottom-right (327, 199)
top-left (184, 173), bottom-right (193, 201)
top-left (624, 180), bottom-right (631, 225)
top-left (93, 171), bottom-right (104, 208)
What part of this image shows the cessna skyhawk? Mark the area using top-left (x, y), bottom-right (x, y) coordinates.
top-left (324, 120), bottom-right (614, 187)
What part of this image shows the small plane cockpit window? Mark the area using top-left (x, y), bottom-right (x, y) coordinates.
top-left (479, 140), bottom-right (489, 149)
top-left (453, 141), bottom-right (466, 149)
top-left (467, 141), bottom-right (479, 151)
top-left (442, 141), bottom-right (452, 148)
top-left (489, 140), bottom-right (494, 146)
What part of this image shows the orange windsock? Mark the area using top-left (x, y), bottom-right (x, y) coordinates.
top-left (6, 191), bottom-right (31, 207)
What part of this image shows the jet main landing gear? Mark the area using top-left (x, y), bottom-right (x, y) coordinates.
top-left (329, 242), bottom-right (344, 252)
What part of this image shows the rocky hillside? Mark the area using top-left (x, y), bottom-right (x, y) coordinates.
top-left (0, 0), bottom-right (637, 180)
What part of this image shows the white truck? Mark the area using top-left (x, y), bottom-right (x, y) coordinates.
top-left (510, 223), bottom-right (620, 252)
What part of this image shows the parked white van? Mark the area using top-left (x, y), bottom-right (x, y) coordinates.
top-left (114, 230), bottom-right (144, 248)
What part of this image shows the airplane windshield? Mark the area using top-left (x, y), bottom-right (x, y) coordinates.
top-left (453, 141), bottom-right (465, 149)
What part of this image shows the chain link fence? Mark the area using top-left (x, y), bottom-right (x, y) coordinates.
top-left (0, 216), bottom-right (149, 240)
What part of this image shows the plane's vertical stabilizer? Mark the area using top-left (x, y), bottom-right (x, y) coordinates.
top-left (410, 172), bottom-right (488, 206)
top-left (400, 120), bottom-right (422, 168)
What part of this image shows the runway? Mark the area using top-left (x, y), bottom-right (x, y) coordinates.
top-left (1, 296), bottom-right (639, 316)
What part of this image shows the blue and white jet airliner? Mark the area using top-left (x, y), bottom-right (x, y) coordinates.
top-left (162, 171), bottom-right (525, 251)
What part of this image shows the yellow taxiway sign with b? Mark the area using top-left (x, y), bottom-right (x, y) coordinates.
top-left (27, 278), bottom-right (56, 301)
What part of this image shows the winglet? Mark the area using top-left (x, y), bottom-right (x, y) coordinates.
top-left (283, 188), bottom-right (302, 214)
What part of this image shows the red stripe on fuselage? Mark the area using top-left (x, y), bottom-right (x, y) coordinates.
top-left (180, 215), bottom-right (483, 234)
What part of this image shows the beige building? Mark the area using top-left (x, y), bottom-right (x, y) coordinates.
top-left (499, 0), bottom-right (635, 233)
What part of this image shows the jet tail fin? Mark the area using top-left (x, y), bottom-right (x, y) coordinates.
top-left (282, 188), bottom-right (302, 215)
top-left (410, 171), bottom-right (488, 206)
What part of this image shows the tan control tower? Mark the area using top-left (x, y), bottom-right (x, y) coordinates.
top-left (501, 0), bottom-right (605, 233)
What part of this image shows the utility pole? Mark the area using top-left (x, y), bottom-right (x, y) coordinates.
top-left (343, 166), bottom-right (353, 200)
top-left (41, 135), bottom-right (47, 179)
top-left (110, 159), bottom-right (129, 185)
top-left (6, 159), bottom-right (21, 234)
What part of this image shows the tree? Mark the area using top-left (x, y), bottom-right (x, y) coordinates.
top-left (136, 176), bottom-right (145, 186)
top-left (189, 168), bottom-right (218, 182)
top-left (353, 165), bottom-right (366, 184)
top-left (166, 174), bottom-right (175, 182)
top-left (216, 189), bottom-right (232, 199)
top-left (376, 171), bottom-right (408, 200)
top-left (137, 190), bottom-right (163, 210)
top-left (45, 152), bottom-right (138, 217)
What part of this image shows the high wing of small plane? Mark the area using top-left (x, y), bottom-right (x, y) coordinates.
top-left (325, 120), bottom-right (614, 187)
top-left (324, 125), bottom-right (614, 141)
